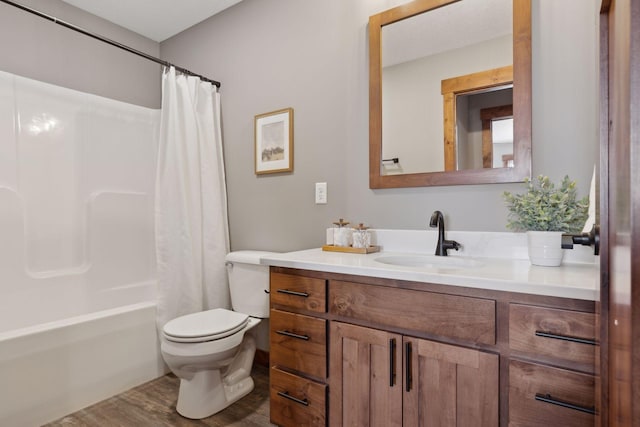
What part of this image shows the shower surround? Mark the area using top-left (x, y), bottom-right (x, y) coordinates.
top-left (0, 70), bottom-right (164, 426)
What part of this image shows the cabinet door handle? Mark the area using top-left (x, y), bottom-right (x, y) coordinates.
top-left (535, 393), bottom-right (595, 415)
top-left (535, 331), bottom-right (596, 346)
top-left (276, 289), bottom-right (309, 298)
top-left (389, 338), bottom-right (396, 386)
top-left (276, 330), bottom-right (310, 341)
top-left (405, 341), bottom-right (412, 392)
top-left (277, 391), bottom-right (309, 406)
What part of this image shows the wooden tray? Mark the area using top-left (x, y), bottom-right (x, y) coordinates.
top-left (322, 245), bottom-right (380, 254)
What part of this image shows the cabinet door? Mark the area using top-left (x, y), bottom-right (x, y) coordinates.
top-left (329, 322), bottom-right (403, 427)
top-left (403, 337), bottom-right (499, 426)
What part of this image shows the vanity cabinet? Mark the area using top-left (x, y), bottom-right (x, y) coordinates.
top-left (329, 322), bottom-right (499, 426)
top-left (269, 271), bottom-right (328, 427)
top-left (507, 303), bottom-right (597, 426)
top-left (268, 267), bottom-right (596, 427)
top-left (328, 280), bottom-right (499, 426)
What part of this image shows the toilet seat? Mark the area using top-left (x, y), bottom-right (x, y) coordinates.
top-left (163, 308), bottom-right (249, 343)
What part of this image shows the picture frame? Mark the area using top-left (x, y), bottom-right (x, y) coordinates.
top-left (254, 108), bottom-right (293, 175)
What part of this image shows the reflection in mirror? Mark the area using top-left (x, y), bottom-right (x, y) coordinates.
top-left (458, 91), bottom-right (514, 170)
top-left (441, 65), bottom-right (513, 171)
top-left (369, 0), bottom-right (531, 188)
top-left (382, 0), bottom-right (512, 175)
top-left (480, 104), bottom-right (513, 168)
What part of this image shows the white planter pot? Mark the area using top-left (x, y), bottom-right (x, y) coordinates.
top-left (526, 231), bottom-right (564, 267)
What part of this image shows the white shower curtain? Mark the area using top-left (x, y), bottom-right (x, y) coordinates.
top-left (155, 67), bottom-right (230, 329)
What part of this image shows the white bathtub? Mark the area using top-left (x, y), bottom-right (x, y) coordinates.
top-left (0, 281), bottom-right (166, 427)
top-left (0, 71), bottom-right (164, 426)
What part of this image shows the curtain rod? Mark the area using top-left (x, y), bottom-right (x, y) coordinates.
top-left (0, 0), bottom-right (221, 88)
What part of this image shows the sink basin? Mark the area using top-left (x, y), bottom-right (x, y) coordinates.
top-left (374, 254), bottom-right (483, 269)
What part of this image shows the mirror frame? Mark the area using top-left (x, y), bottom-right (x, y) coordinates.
top-left (369, 0), bottom-right (531, 188)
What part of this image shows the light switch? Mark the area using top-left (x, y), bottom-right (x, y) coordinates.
top-left (315, 182), bottom-right (327, 204)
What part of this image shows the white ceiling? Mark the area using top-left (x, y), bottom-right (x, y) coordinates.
top-left (60, 0), bottom-right (244, 42)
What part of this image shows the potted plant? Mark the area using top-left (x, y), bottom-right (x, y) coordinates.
top-left (503, 175), bottom-right (589, 266)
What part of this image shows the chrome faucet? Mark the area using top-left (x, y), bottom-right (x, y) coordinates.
top-left (429, 210), bottom-right (460, 256)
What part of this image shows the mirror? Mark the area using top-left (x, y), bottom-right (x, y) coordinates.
top-left (369, 0), bottom-right (531, 188)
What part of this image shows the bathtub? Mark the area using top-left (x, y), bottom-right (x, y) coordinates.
top-left (0, 281), bottom-right (166, 427)
top-left (0, 71), bottom-right (164, 426)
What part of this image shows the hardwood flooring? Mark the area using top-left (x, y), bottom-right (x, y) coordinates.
top-left (45, 365), bottom-right (273, 427)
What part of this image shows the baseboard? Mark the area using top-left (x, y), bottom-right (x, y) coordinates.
top-left (253, 349), bottom-right (269, 368)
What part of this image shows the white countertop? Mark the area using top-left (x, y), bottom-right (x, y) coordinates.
top-left (261, 248), bottom-right (599, 301)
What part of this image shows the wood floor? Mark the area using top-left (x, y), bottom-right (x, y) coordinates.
top-left (45, 365), bottom-right (273, 427)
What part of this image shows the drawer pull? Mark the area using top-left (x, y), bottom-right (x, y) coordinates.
top-left (277, 391), bottom-right (309, 406)
top-left (405, 341), bottom-right (412, 392)
top-left (389, 338), bottom-right (396, 386)
top-left (535, 330), bottom-right (596, 346)
top-left (535, 393), bottom-right (596, 415)
top-left (276, 289), bottom-right (309, 298)
top-left (276, 330), bottom-right (310, 341)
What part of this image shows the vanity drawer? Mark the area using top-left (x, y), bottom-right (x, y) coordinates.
top-left (270, 272), bottom-right (326, 313)
top-left (329, 280), bottom-right (496, 345)
top-left (270, 367), bottom-right (326, 427)
top-left (509, 303), bottom-right (595, 369)
top-left (270, 309), bottom-right (327, 378)
top-left (509, 360), bottom-right (595, 427)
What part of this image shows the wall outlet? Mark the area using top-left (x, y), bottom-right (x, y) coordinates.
top-left (315, 182), bottom-right (327, 204)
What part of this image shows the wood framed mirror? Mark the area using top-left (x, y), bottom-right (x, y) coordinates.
top-left (369, 0), bottom-right (531, 188)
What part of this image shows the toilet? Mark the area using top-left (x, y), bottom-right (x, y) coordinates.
top-left (160, 250), bottom-right (275, 419)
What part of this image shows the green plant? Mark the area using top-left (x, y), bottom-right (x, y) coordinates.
top-left (503, 175), bottom-right (589, 232)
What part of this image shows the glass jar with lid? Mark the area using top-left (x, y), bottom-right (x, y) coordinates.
top-left (332, 218), bottom-right (352, 247)
top-left (352, 223), bottom-right (371, 249)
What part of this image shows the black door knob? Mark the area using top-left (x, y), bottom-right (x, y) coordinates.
top-left (561, 224), bottom-right (600, 255)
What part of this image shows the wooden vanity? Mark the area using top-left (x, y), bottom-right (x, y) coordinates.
top-left (268, 266), bottom-right (596, 426)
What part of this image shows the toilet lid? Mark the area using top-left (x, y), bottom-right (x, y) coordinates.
top-left (163, 308), bottom-right (249, 343)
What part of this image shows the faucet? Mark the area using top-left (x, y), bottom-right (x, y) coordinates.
top-left (429, 210), bottom-right (460, 256)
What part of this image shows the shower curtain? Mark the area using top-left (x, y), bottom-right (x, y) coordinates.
top-left (155, 67), bottom-right (230, 329)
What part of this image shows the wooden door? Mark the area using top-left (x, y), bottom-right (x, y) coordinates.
top-left (600, 0), bottom-right (640, 425)
top-left (329, 322), bottom-right (403, 427)
top-left (403, 337), bottom-right (499, 426)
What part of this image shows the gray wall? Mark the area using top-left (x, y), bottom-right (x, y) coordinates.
top-left (0, 0), bottom-right (599, 251)
top-left (0, 0), bottom-right (599, 254)
top-left (0, 0), bottom-right (161, 108)
top-left (161, 0), bottom-right (600, 253)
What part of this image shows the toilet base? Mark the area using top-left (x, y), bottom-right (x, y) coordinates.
top-left (175, 335), bottom-right (257, 419)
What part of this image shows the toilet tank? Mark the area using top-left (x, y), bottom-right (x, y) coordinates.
top-left (225, 251), bottom-right (276, 318)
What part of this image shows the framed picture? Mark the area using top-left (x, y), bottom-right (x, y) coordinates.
top-left (255, 108), bottom-right (293, 174)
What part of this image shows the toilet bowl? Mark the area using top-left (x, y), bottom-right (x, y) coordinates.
top-left (160, 251), bottom-right (275, 419)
